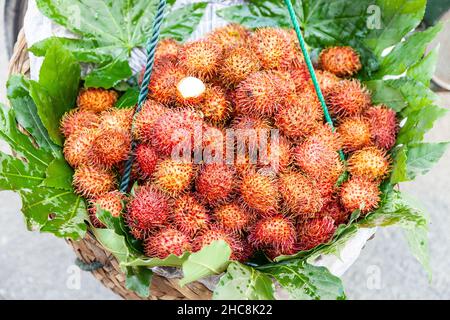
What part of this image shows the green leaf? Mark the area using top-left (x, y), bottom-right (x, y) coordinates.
top-left (42, 158), bottom-right (74, 190)
top-left (364, 0), bottom-right (427, 56)
top-left (259, 260), bottom-right (346, 300)
top-left (364, 80), bottom-right (406, 112)
top-left (92, 228), bottom-right (130, 263)
top-left (376, 23), bottom-right (442, 77)
top-left (180, 240), bottom-right (232, 286)
top-left (403, 225), bottom-right (431, 279)
top-left (387, 78), bottom-right (439, 109)
top-left (407, 45), bottom-right (440, 86)
top-left (124, 252), bottom-right (190, 268)
top-left (83, 56), bottom-right (132, 89)
top-left (125, 267), bottom-right (153, 298)
top-left (29, 43), bottom-right (80, 146)
top-left (390, 146), bottom-right (408, 184)
top-left (116, 87), bottom-right (139, 108)
top-left (213, 262), bottom-right (275, 300)
top-left (160, 2), bottom-right (208, 41)
top-left (403, 142), bottom-right (450, 180)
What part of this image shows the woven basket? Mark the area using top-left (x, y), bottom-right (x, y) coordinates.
top-left (8, 29), bottom-right (212, 300)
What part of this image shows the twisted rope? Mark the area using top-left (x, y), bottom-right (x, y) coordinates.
top-left (120, 0), bottom-right (167, 193)
top-left (284, 0), bottom-right (345, 161)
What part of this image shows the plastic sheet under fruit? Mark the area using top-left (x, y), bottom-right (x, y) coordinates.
top-left (24, 0), bottom-right (377, 292)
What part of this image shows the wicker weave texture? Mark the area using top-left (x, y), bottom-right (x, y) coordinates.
top-left (8, 30), bottom-right (213, 301)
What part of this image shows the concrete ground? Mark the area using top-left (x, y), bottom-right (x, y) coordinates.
top-left (0, 6), bottom-right (449, 300)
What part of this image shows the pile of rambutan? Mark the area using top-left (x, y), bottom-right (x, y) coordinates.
top-left (61, 24), bottom-right (398, 263)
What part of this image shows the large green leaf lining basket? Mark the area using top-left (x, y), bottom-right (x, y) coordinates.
top-left (8, 29), bottom-right (212, 301)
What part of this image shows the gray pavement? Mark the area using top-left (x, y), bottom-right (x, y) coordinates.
top-left (1, 6), bottom-right (450, 299)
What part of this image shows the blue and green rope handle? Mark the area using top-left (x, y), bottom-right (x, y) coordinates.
top-left (120, 0), bottom-right (343, 193)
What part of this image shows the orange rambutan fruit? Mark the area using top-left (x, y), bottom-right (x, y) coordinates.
top-left (219, 46), bottom-right (261, 87)
top-left (125, 185), bottom-right (170, 239)
top-left (279, 171), bottom-right (323, 217)
top-left (339, 176), bottom-right (380, 214)
top-left (213, 203), bottom-right (253, 234)
top-left (365, 105), bottom-right (398, 150)
top-left (149, 63), bottom-right (186, 105)
top-left (192, 227), bottom-right (244, 260)
top-left (135, 144), bottom-right (159, 178)
top-left (60, 109), bottom-right (99, 138)
top-left (178, 40), bottom-right (222, 80)
top-left (90, 128), bottom-right (131, 168)
top-left (144, 228), bottom-right (191, 259)
top-left (240, 172), bottom-right (279, 216)
top-left (73, 166), bottom-right (116, 197)
top-left (172, 194), bottom-right (209, 236)
top-left (317, 200), bottom-right (350, 226)
top-left (311, 123), bottom-right (342, 151)
top-left (63, 128), bottom-right (97, 168)
top-left (154, 38), bottom-right (180, 65)
top-left (261, 136), bottom-right (293, 173)
top-left (195, 163), bottom-right (235, 206)
top-left (235, 70), bottom-right (294, 116)
top-left (153, 159), bottom-right (195, 196)
top-left (209, 24), bottom-right (250, 52)
top-left (337, 116), bottom-right (372, 153)
top-left (249, 215), bottom-right (296, 252)
top-left (77, 88), bottom-right (118, 113)
top-left (150, 108), bottom-right (203, 156)
top-left (88, 191), bottom-right (124, 228)
top-left (201, 125), bottom-right (225, 162)
top-left (198, 86), bottom-right (231, 124)
top-left (275, 94), bottom-right (323, 140)
top-left (176, 76), bottom-right (206, 106)
top-left (319, 46), bottom-right (362, 77)
top-left (326, 79), bottom-right (371, 117)
top-left (348, 146), bottom-right (391, 181)
top-left (145, 228), bottom-right (191, 258)
top-left (133, 99), bottom-right (169, 142)
top-left (315, 70), bottom-right (341, 96)
top-left (297, 216), bottom-right (336, 251)
top-left (288, 62), bottom-right (312, 93)
top-left (249, 27), bottom-right (295, 70)
top-left (99, 108), bottom-right (133, 132)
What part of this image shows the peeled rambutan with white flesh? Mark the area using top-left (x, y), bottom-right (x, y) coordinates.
top-left (73, 166), bottom-right (116, 197)
top-left (176, 76), bottom-right (206, 106)
top-left (348, 146), bottom-right (391, 181)
top-left (153, 159), bottom-right (195, 196)
top-left (90, 128), bottom-right (131, 168)
top-left (125, 185), bottom-right (170, 239)
top-left (179, 40), bottom-right (222, 80)
top-left (60, 109), bottom-right (99, 138)
top-left (196, 163), bottom-right (235, 206)
top-left (319, 46), bottom-right (362, 77)
top-left (77, 88), bottom-right (118, 113)
top-left (340, 176), bottom-right (380, 214)
top-left (327, 79), bottom-right (371, 118)
top-left (365, 105), bottom-right (398, 150)
top-left (172, 194), bottom-right (209, 236)
top-left (249, 215), bottom-right (297, 252)
top-left (145, 228), bottom-right (191, 259)
top-left (297, 216), bottom-right (336, 251)
top-left (240, 172), bottom-right (279, 215)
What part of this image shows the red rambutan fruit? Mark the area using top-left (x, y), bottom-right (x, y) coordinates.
top-left (250, 28), bottom-right (295, 70)
top-left (149, 63), bottom-right (186, 105)
top-left (311, 123), bottom-right (342, 151)
top-left (262, 136), bottom-right (293, 173)
top-left (125, 185), bottom-right (170, 239)
top-left (88, 191), bottom-right (124, 228)
top-left (201, 125), bottom-right (225, 161)
top-left (135, 144), bottom-right (159, 178)
top-left (144, 228), bottom-right (191, 259)
top-left (348, 146), bottom-right (391, 181)
top-left (150, 108), bottom-right (203, 156)
top-left (326, 79), bottom-right (371, 118)
top-left (339, 176), bottom-right (380, 214)
top-left (219, 47), bottom-right (261, 87)
top-left (195, 163), bottom-right (235, 206)
top-left (249, 215), bottom-right (296, 252)
top-left (337, 116), bottom-right (372, 153)
top-left (365, 105), bottom-right (398, 150)
top-left (279, 171), bottom-right (323, 217)
top-left (192, 227), bottom-right (244, 260)
top-left (90, 128), bottom-right (131, 168)
top-left (198, 86), bottom-right (231, 124)
top-left (275, 94), bottom-right (323, 140)
top-left (288, 63), bottom-right (312, 93)
top-left (60, 109), bottom-right (99, 138)
top-left (319, 46), bottom-right (362, 77)
top-left (179, 40), bottom-right (222, 80)
top-left (77, 88), bottom-right (118, 113)
top-left (234, 70), bottom-right (295, 116)
top-left (213, 203), bottom-right (253, 234)
top-left (265, 246), bottom-right (297, 260)
top-left (240, 172), bottom-right (279, 215)
top-left (176, 76), bottom-right (206, 106)
top-left (63, 128), bottom-right (97, 168)
top-left (315, 70), bottom-right (341, 96)
top-left (297, 216), bottom-right (336, 251)
top-left (154, 38), bottom-right (180, 65)
top-left (209, 24), bottom-right (250, 52)
top-left (317, 200), bottom-right (350, 226)
top-left (133, 99), bottom-right (169, 142)
top-left (99, 108), bottom-right (133, 132)
top-left (172, 194), bottom-right (209, 236)
top-left (73, 166), bottom-right (116, 197)
top-left (153, 159), bottom-right (195, 196)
